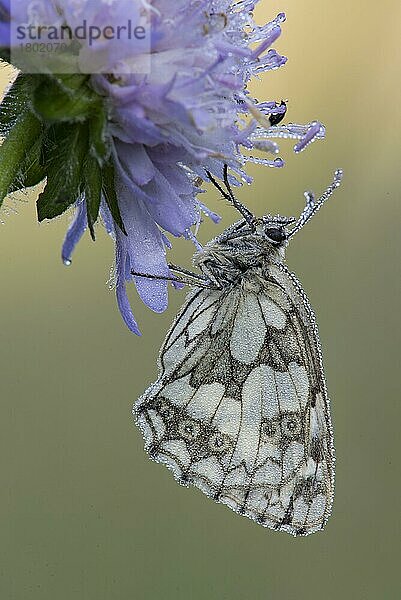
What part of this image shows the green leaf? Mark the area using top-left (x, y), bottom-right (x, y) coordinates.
top-left (102, 160), bottom-right (126, 235)
top-left (89, 104), bottom-right (110, 164)
top-left (84, 155), bottom-right (102, 241)
top-left (0, 50), bottom-right (11, 64)
top-left (0, 73), bottom-right (33, 136)
top-left (0, 109), bottom-right (42, 208)
top-left (9, 134), bottom-right (46, 191)
top-left (37, 123), bottom-right (88, 221)
top-left (32, 75), bottom-right (97, 123)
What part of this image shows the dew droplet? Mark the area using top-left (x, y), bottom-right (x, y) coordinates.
top-left (63, 258), bottom-right (72, 266)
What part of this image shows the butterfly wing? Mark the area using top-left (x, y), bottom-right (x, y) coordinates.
top-left (134, 265), bottom-right (334, 536)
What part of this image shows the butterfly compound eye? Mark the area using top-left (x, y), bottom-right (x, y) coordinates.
top-left (264, 227), bottom-right (287, 244)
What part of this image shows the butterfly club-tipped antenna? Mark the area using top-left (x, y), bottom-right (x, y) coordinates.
top-left (287, 169), bottom-right (343, 239)
top-left (206, 165), bottom-right (255, 229)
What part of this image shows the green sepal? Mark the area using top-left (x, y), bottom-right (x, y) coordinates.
top-left (51, 74), bottom-right (90, 92)
top-left (32, 74), bottom-right (98, 123)
top-left (102, 159), bottom-right (126, 235)
top-left (37, 122), bottom-right (88, 221)
top-left (0, 109), bottom-right (42, 208)
top-left (84, 155), bottom-right (102, 241)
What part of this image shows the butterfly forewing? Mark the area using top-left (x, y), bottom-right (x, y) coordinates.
top-left (135, 262), bottom-right (334, 536)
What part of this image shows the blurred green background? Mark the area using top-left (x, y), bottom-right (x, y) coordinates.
top-left (1, 1), bottom-right (400, 598)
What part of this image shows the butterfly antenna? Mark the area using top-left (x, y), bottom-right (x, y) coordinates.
top-left (288, 169), bottom-right (343, 239)
top-left (206, 166), bottom-right (255, 228)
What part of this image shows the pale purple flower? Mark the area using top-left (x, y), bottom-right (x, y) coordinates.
top-left (1, 1), bottom-right (325, 334)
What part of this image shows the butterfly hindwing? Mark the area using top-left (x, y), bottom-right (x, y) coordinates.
top-left (135, 265), bottom-right (334, 536)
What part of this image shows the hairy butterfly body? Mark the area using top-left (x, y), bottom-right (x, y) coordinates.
top-left (134, 169), bottom-right (342, 536)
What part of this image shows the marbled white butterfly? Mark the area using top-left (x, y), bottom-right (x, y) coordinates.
top-left (134, 166), bottom-right (343, 536)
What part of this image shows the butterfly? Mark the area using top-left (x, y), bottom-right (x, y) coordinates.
top-left (134, 166), bottom-right (343, 536)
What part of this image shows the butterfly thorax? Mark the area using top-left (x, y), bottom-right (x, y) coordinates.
top-left (194, 218), bottom-right (289, 287)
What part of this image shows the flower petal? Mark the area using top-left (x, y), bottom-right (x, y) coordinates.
top-left (115, 239), bottom-right (142, 336)
top-left (61, 201), bottom-right (87, 265)
top-left (115, 140), bottom-right (155, 186)
top-left (116, 175), bottom-right (169, 313)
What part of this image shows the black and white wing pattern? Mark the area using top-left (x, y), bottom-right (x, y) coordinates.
top-left (134, 264), bottom-right (334, 536)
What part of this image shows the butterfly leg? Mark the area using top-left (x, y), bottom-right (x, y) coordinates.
top-left (168, 263), bottom-right (223, 289)
top-left (168, 263), bottom-right (212, 284)
top-left (130, 269), bottom-right (217, 289)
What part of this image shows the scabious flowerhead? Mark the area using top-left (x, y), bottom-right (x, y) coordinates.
top-left (0, 1), bottom-right (325, 334)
